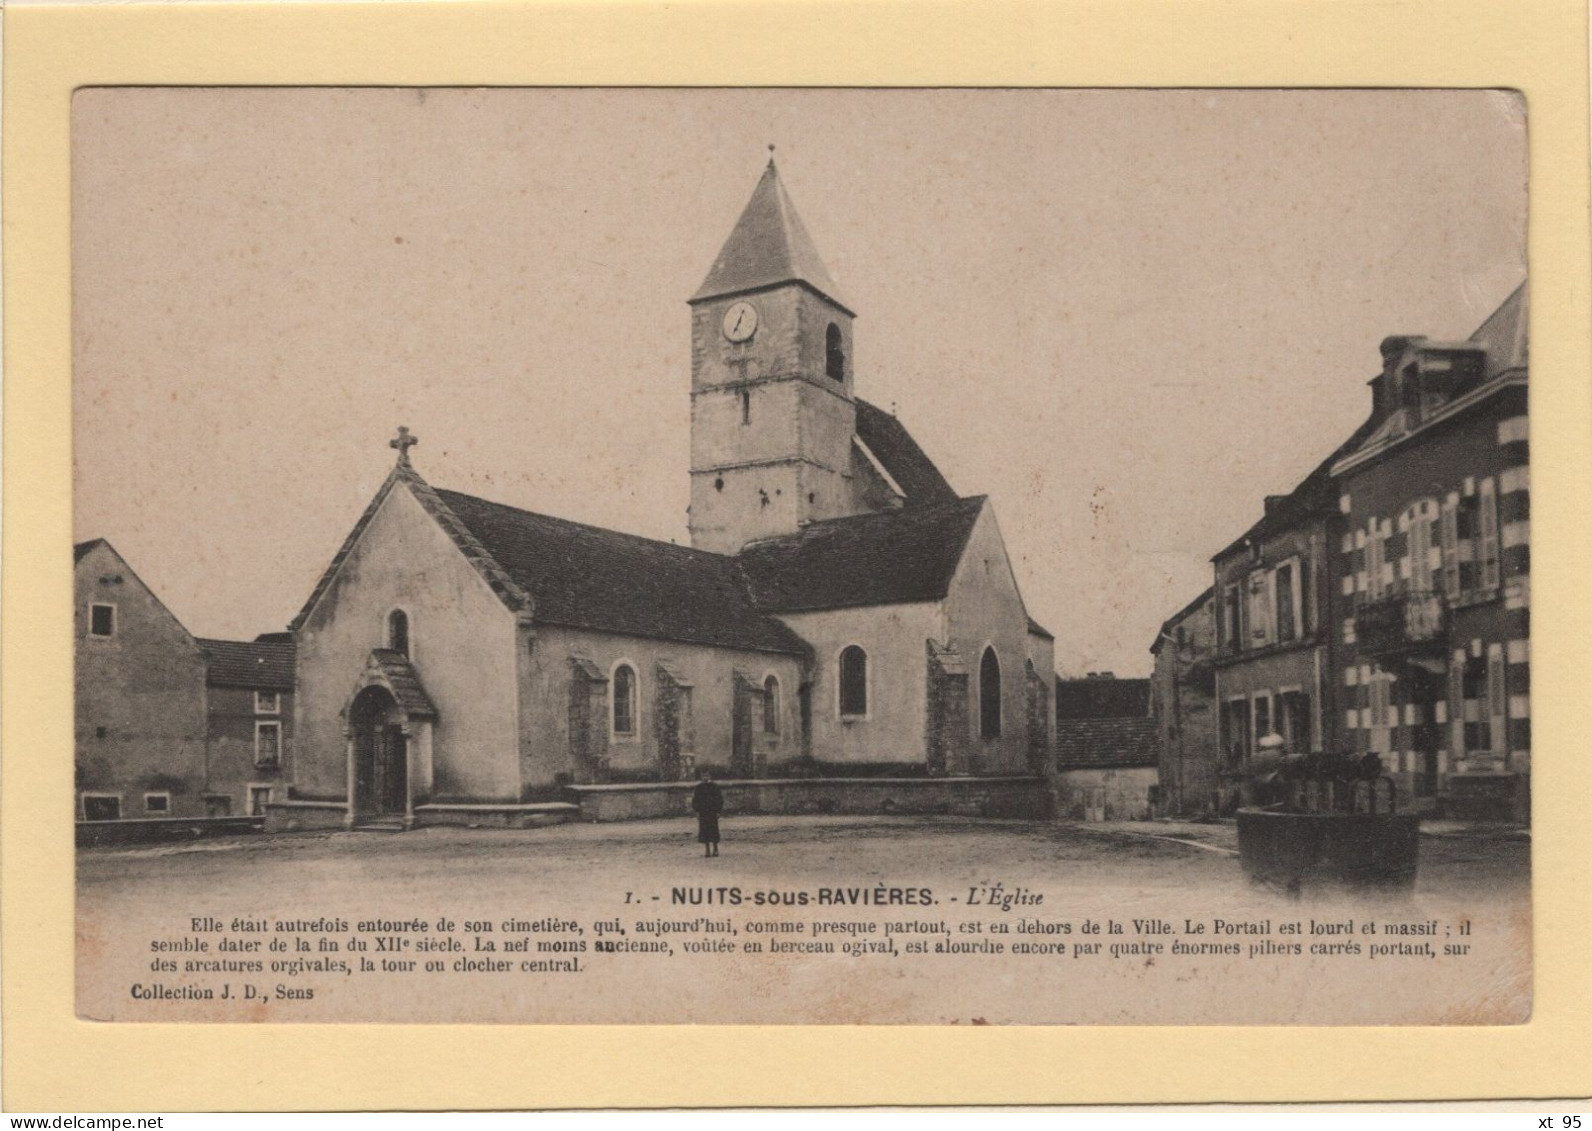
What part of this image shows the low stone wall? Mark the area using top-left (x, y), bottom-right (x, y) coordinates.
top-left (1054, 765), bottom-right (1157, 821)
top-left (1439, 772), bottom-right (1529, 824)
top-left (263, 800), bottom-right (348, 833)
top-left (76, 815), bottom-right (264, 848)
top-left (414, 802), bottom-right (581, 829)
top-left (565, 775), bottom-right (1050, 823)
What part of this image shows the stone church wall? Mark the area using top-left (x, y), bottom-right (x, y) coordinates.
top-left (294, 485), bottom-right (521, 803)
top-left (519, 625), bottom-right (806, 790)
top-left (942, 504), bottom-right (1038, 775)
top-left (773, 601), bottom-right (942, 766)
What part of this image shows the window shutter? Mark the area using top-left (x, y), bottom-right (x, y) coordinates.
top-left (1448, 652), bottom-right (1466, 760)
top-left (1487, 646), bottom-right (1506, 754)
top-left (1366, 523), bottom-right (1384, 600)
top-left (1248, 572), bottom-right (1271, 645)
top-left (1409, 511), bottom-right (1433, 592)
top-left (1439, 499), bottom-right (1460, 598)
top-left (1298, 557), bottom-right (1311, 634)
top-left (1479, 479), bottom-right (1501, 589)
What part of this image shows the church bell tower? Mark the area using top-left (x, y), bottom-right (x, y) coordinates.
top-left (687, 157), bottom-right (858, 554)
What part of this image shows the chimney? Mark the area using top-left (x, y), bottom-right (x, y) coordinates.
top-left (1371, 335), bottom-right (1427, 418)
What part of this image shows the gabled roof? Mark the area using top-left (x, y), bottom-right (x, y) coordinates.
top-left (1055, 717), bottom-right (1159, 769)
top-left (1151, 586), bottom-right (1214, 655)
top-left (853, 399), bottom-right (959, 508)
top-left (290, 462), bottom-right (533, 633)
top-left (736, 495), bottom-right (987, 614)
top-left (690, 159), bottom-right (851, 314)
top-left (432, 489), bottom-right (810, 656)
top-left (199, 637), bottom-right (296, 691)
top-left (1027, 616), bottom-right (1054, 640)
top-left (73, 537), bottom-right (201, 651)
top-left (367, 649), bottom-right (438, 719)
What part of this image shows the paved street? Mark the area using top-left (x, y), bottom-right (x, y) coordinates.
top-left (78, 812), bottom-right (1531, 904)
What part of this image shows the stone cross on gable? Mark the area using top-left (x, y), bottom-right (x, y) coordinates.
top-left (390, 425), bottom-right (419, 465)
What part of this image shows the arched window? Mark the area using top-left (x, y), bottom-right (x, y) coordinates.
top-left (611, 663), bottom-right (637, 738)
top-left (387, 609), bottom-right (410, 657)
top-left (825, 323), bottom-right (845, 382)
top-left (838, 645), bottom-right (868, 717)
top-left (980, 646), bottom-right (1002, 738)
top-left (763, 675), bottom-right (780, 735)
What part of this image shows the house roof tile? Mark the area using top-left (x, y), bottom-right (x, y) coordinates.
top-left (1056, 678), bottom-right (1151, 720)
top-left (199, 638), bottom-right (296, 691)
top-left (1055, 716), bottom-right (1160, 768)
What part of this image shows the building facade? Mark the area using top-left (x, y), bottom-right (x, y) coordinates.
top-left (1149, 588), bottom-right (1218, 817)
top-left (1209, 457), bottom-right (1349, 804)
top-left (1053, 678), bottom-right (1159, 820)
top-left (74, 539), bottom-right (209, 820)
top-left (1328, 285), bottom-right (1528, 819)
top-left (1147, 282), bottom-right (1528, 822)
top-left (197, 635), bottom-right (296, 816)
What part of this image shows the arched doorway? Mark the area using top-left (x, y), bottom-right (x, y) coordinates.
top-left (351, 684), bottom-right (408, 819)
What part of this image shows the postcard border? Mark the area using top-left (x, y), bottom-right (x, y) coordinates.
top-left (4, 0), bottom-right (1590, 1110)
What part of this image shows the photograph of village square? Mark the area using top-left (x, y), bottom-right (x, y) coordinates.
top-left (74, 89), bottom-right (1531, 1024)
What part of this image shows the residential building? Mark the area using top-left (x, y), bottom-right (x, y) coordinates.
top-left (1328, 285), bottom-right (1528, 819)
top-left (1209, 421), bottom-right (1372, 806)
top-left (74, 539), bottom-right (208, 820)
top-left (197, 635), bottom-right (295, 817)
top-left (1149, 587), bottom-right (1218, 816)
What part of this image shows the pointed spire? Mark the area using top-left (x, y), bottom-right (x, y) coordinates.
top-left (691, 156), bottom-right (852, 314)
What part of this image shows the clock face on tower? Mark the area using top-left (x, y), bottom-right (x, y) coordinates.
top-left (721, 301), bottom-right (758, 343)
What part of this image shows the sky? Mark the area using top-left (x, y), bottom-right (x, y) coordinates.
top-left (72, 88), bottom-right (1526, 676)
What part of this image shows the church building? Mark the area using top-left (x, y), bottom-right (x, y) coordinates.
top-left (279, 159), bottom-right (1056, 827)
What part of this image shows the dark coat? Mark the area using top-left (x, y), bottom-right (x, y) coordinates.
top-left (691, 780), bottom-right (724, 817)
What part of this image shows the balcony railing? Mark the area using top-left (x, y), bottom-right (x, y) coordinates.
top-left (1356, 589), bottom-right (1447, 659)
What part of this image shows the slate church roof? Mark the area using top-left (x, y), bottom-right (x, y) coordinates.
top-left (853, 399), bottom-right (959, 508)
top-left (690, 158), bottom-right (852, 314)
top-left (432, 488), bottom-right (811, 657)
top-left (736, 495), bottom-right (987, 614)
top-left (365, 648), bottom-right (439, 719)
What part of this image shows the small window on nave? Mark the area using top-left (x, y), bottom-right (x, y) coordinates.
top-left (980, 647), bottom-right (1002, 739)
top-left (387, 609), bottom-right (410, 658)
top-left (825, 323), bottom-right (845, 382)
top-left (839, 646), bottom-right (867, 718)
top-left (763, 675), bottom-right (780, 735)
top-left (612, 663), bottom-right (637, 738)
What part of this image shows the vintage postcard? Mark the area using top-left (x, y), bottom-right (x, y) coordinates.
top-left (3, 0), bottom-right (1589, 1114)
top-left (68, 86), bottom-right (1533, 1026)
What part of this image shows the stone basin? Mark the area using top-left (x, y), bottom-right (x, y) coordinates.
top-left (1236, 806), bottom-right (1420, 895)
